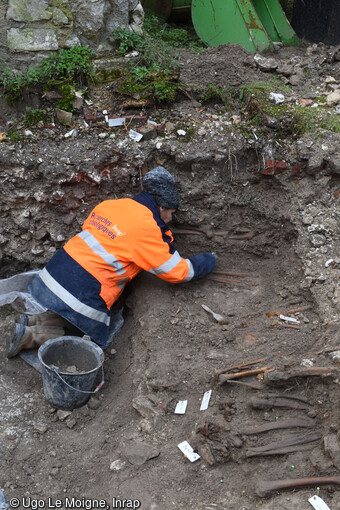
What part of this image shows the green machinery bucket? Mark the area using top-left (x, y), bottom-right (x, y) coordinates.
top-left (142, 0), bottom-right (300, 53)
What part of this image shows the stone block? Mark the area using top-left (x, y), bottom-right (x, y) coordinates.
top-left (138, 124), bottom-right (157, 141)
top-left (254, 54), bottom-right (278, 72)
top-left (326, 91), bottom-right (340, 106)
top-left (92, 58), bottom-right (125, 84)
top-left (64, 35), bottom-right (81, 48)
top-left (121, 440), bottom-right (160, 467)
top-left (52, 7), bottom-right (70, 26)
top-left (329, 156), bottom-right (340, 175)
top-left (309, 447), bottom-right (333, 472)
top-left (56, 108), bottom-right (73, 126)
top-left (307, 154), bottom-right (324, 175)
top-left (132, 395), bottom-right (159, 425)
top-left (7, 0), bottom-right (52, 22)
top-left (69, 0), bottom-right (105, 39)
top-left (276, 64), bottom-right (294, 76)
top-left (7, 28), bottom-right (58, 52)
top-left (324, 434), bottom-right (340, 468)
top-left (72, 91), bottom-right (84, 110)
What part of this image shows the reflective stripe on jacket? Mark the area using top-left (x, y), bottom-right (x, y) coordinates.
top-left (29, 192), bottom-right (194, 346)
top-left (64, 193), bottom-right (194, 309)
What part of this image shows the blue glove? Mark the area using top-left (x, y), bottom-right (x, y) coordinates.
top-left (0, 489), bottom-right (8, 510)
top-left (189, 253), bottom-right (217, 281)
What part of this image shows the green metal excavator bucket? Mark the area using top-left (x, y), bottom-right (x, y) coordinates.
top-left (142, 0), bottom-right (300, 53)
top-left (191, 0), bottom-right (300, 52)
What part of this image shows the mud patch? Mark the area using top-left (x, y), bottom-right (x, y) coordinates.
top-left (179, 43), bottom-right (268, 90)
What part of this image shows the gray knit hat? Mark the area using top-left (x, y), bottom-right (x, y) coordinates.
top-left (142, 166), bottom-right (180, 210)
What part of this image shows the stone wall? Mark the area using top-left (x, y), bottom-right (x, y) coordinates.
top-left (0, 0), bottom-right (144, 70)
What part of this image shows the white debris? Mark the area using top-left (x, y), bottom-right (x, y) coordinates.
top-left (64, 128), bottom-right (76, 138)
top-left (300, 358), bottom-right (314, 367)
top-left (269, 93), bottom-right (285, 104)
top-left (110, 459), bottom-right (126, 471)
top-left (279, 314), bottom-right (300, 324)
top-left (329, 350), bottom-right (340, 361)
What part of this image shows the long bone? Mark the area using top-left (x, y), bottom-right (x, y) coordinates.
top-left (256, 477), bottom-right (340, 498)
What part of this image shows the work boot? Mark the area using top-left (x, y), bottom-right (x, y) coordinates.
top-left (19, 310), bottom-right (68, 327)
top-left (7, 324), bottom-right (65, 358)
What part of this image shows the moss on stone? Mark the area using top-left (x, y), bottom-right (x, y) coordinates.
top-left (8, 0), bottom-right (52, 23)
top-left (92, 58), bottom-right (126, 84)
top-left (50, 0), bottom-right (73, 23)
top-left (7, 28), bottom-right (58, 52)
top-left (51, 7), bottom-right (69, 26)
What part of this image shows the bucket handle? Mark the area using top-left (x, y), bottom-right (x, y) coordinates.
top-left (51, 365), bottom-right (105, 395)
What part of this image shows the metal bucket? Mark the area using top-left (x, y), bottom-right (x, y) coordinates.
top-left (38, 336), bottom-right (104, 410)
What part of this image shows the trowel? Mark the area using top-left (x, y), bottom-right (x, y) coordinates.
top-left (201, 304), bottom-right (228, 324)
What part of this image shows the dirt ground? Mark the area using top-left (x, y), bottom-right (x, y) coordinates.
top-left (1, 42), bottom-right (340, 510)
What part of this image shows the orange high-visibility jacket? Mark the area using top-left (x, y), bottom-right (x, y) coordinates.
top-left (64, 195), bottom-right (194, 309)
top-left (29, 192), bottom-right (215, 346)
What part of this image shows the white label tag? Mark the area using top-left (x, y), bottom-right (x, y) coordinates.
top-left (200, 390), bottom-right (212, 411)
top-left (308, 495), bottom-right (331, 510)
top-left (279, 314), bottom-right (300, 324)
top-left (177, 441), bottom-right (200, 462)
top-left (108, 117), bottom-right (126, 127)
top-left (147, 120), bottom-right (157, 126)
top-left (129, 129), bottom-right (143, 142)
top-left (175, 400), bottom-right (187, 414)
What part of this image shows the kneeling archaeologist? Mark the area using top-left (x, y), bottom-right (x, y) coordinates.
top-left (8, 167), bottom-right (216, 358)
